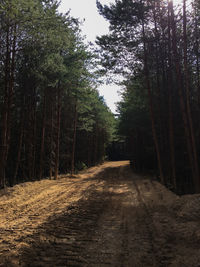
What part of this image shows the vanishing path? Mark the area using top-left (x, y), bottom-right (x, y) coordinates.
top-left (0, 161), bottom-right (200, 266)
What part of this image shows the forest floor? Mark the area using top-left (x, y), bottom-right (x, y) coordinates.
top-left (0, 161), bottom-right (200, 266)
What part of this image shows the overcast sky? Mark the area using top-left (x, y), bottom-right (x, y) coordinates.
top-left (58, 0), bottom-right (122, 113)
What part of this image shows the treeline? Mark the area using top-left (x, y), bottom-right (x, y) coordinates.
top-left (97, 0), bottom-right (200, 194)
top-left (0, 0), bottom-right (114, 188)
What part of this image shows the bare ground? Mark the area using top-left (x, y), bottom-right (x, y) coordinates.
top-left (0, 161), bottom-right (200, 266)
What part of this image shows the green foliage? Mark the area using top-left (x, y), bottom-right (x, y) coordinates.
top-left (0, 0), bottom-right (115, 186)
top-left (97, 0), bottom-right (200, 193)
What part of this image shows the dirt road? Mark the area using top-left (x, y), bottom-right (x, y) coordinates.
top-left (0, 161), bottom-right (200, 266)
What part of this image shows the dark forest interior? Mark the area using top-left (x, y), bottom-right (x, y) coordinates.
top-left (97, 0), bottom-right (200, 194)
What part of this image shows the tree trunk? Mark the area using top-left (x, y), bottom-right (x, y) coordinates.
top-left (27, 87), bottom-right (37, 180)
top-left (39, 93), bottom-right (46, 180)
top-left (49, 99), bottom-right (54, 180)
top-left (171, 1), bottom-right (197, 190)
top-left (54, 84), bottom-right (61, 180)
top-left (13, 98), bottom-right (25, 184)
top-left (0, 24), bottom-right (16, 187)
top-left (71, 100), bottom-right (78, 175)
top-left (0, 28), bottom-right (10, 188)
top-left (167, 0), bottom-right (176, 189)
top-left (183, 0), bottom-right (200, 192)
top-left (142, 19), bottom-right (165, 184)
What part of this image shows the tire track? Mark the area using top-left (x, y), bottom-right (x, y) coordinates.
top-left (132, 177), bottom-right (176, 267)
top-left (1, 161), bottom-right (196, 266)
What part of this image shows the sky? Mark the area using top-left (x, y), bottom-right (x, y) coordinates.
top-left (58, 0), bottom-right (185, 113)
top-left (58, 0), bottom-right (122, 113)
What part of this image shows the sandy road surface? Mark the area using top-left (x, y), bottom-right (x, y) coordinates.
top-left (0, 161), bottom-right (200, 266)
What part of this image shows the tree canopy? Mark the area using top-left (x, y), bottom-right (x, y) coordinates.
top-left (97, 0), bottom-right (200, 194)
top-left (0, 0), bottom-right (115, 188)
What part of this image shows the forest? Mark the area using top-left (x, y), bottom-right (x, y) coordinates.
top-left (0, 0), bottom-right (115, 188)
top-left (2, 1), bottom-right (200, 265)
top-left (1, 0), bottom-right (200, 196)
top-left (97, 0), bottom-right (200, 194)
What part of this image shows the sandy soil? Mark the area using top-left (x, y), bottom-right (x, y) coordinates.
top-left (0, 161), bottom-right (200, 266)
